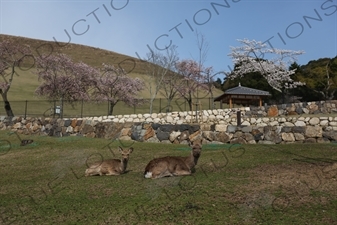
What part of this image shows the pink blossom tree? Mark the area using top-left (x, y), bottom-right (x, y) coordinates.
top-left (0, 40), bottom-right (34, 116)
top-left (175, 59), bottom-right (209, 111)
top-left (227, 39), bottom-right (305, 92)
top-left (35, 54), bottom-right (97, 107)
top-left (92, 64), bottom-right (144, 115)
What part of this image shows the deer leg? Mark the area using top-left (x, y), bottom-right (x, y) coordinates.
top-left (151, 170), bottom-right (173, 179)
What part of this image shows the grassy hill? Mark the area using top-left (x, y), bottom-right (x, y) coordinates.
top-left (0, 34), bottom-right (224, 116)
top-left (0, 34), bottom-right (223, 101)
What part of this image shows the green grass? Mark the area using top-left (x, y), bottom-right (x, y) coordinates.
top-left (1, 131), bottom-right (337, 224)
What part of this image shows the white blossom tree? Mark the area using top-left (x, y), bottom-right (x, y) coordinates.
top-left (227, 39), bottom-right (305, 92)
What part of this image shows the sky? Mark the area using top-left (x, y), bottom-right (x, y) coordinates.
top-left (1, 0), bottom-right (336, 81)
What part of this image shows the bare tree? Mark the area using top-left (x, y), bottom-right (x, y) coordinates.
top-left (0, 40), bottom-right (34, 117)
top-left (142, 45), bottom-right (179, 113)
top-left (193, 31), bottom-right (221, 109)
top-left (313, 59), bottom-right (337, 100)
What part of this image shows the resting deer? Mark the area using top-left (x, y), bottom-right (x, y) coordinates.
top-left (85, 147), bottom-right (133, 176)
top-left (144, 139), bottom-right (202, 179)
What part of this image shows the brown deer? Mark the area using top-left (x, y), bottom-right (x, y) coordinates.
top-left (85, 147), bottom-right (133, 176)
top-left (144, 139), bottom-right (202, 179)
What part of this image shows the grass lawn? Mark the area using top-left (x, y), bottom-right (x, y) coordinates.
top-left (1, 131), bottom-right (337, 224)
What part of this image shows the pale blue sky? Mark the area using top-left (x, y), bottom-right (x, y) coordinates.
top-left (1, 0), bottom-right (336, 80)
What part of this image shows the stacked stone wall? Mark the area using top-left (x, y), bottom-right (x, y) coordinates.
top-left (1, 100), bottom-right (337, 144)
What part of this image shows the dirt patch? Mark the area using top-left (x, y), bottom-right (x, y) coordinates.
top-left (235, 162), bottom-right (337, 208)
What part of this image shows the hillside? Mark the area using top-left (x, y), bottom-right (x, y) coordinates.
top-left (0, 34), bottom-right (224, 101)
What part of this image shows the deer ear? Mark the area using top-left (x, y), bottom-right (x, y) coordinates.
top-left (188, 139), bottom-right (192, 147)
top-left (118, 146), bottom-right (123, 152)
top-left (128, 147), bottom-right (134, 153)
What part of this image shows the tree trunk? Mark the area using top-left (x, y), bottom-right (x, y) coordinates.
top-left (1, 92), bottom-right (14, 117)
top-left (108, 101), bottom-right (117, 115)
top-left (149, 97), bottom-right (155, 114)
top-left (188, 99), bottom-right (193, 111)
top-left (166, 98), bottom-right (173, 112)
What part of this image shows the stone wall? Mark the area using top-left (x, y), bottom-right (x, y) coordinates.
top-left (1, 100), bottom-right (337, 144)
top-left (2, 113), bottom-right (337, 144)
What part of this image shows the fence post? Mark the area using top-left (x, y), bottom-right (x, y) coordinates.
top-left (53, 100), bottom-right (56, 118)
top-left (24, 100), bottom-right (28, 119)
top-left (237, 110), bottom-right (241, 126)
top-left (81, 99), bottom-right (84, 118)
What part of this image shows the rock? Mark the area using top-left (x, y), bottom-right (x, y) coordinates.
top-left (86, 132), bottom-right (96, 138)
top-left (291, 126), bottom-right (305, 133)
top-left (294, 121), bottom-right (306, 126)
top-left (302, 108), bottom-right (309, 114)
top-left (284, 122), bottom-right (294, 127)
top-left (288, 111), bottom-right (298, 115)
top-left (215, 124), bottom-right (227, 132)
top-left (294, 133), bottom-right (305, 141)
top-left (66, 126), bottom-right (73, 133)
top-left (316, 138), bottom-right (330, 143)
top-left (13, 123), bottom-right (22, 129)
top-left (169, 131), bottom-right (181, 142)
top-left (202, 131), bottom-right (216, 141)
top-left (216, 132), bottom-right (230, 143)
top-left (227, 125), bottom-right (236, 133)
top-left (309, 117), bottom-right (320, 125)
top-left (82, 124), bottom-right (94, 134)
top-left (241, 126), bottom-right (252, 133)
top-left (267, 105), bottom-right (279, 117)
top-left (121, 128), bottom-right (131, 137)
top-left (119, 136), bottom-right (132, 141)
top-left (264, 126), bottom-right (282, 144)
top-left (159, 125), bottom-right (177, 132)
top-left (322, 131), bottom-right (337, 141)
top-left (296, 107), bottom-right (303, 114)
top-left (252, 129), bottom-right (263, 141)
top-left (305, 126), bottom-right (322, 138)
top-left (243, 133), bottom-right (254, 142)
top-left (230, 137), bottom-right (247, 144)
top-left (64, 120), bottom-right (71, 127)
top-left (156, 129), bottom-right (170, 141)
top-left (281, 133), bottom-right (295, 142)
top-left (307, 104), bottom-right (319, 114)
top-left (143, 126), bottom-right (155, 140)
top-left (146, 136), bottom-right (160, 143)
top-left (304, 138), bottom-right (317, 143)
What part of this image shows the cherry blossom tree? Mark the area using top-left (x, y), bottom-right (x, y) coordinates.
top-left (92, 64), bottom-right (144, 115)
top-left (175, 59), bottom-right (208, 111)
top-left (227, 39), bottom-right (305, 92)
top-left (35, 54), bottom-right (97, 106)
top-left (0, 40), bottom-right (34, 116)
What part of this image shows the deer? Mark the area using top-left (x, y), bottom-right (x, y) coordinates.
top-left (85, 147), bottom-right (133, 176)
top-left (144, 139), bottom-right (202, 179)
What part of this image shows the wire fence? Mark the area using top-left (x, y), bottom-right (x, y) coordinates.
top-left (0, 98), bottom-right (229, 118)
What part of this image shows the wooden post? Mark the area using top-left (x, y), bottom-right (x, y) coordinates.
top-left (193, 101), bottom-right (202, 123)
top-left (229, 96), bottom-right (233, 108)
top-left (259, 97), bottom-right (262, 107)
